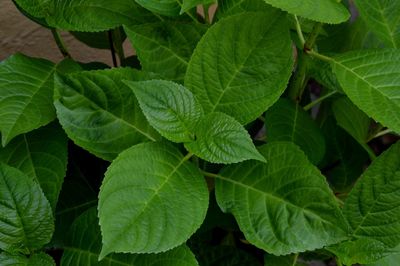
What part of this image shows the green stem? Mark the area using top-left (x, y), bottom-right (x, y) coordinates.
top-left (288, 53), bottom-right (310, 101)
top-left (336, 258), bottom-right (343, 266)
top-left (304, 23), bottom-right (322, 50)
top-left (112, 29), bottom-right (126, 65)
top-left (176, 0), bottom-right (199, 24)
top-left (294, 15), bottom-right (305, 47)
top-left (203, 5), bottom-right (210, 24)
top-left (292, 253), bottom-right (299, 266)
top-left (51, 29), bottom-right (71, 58)
top-left (108, 30), bottom-right (118, 67)
top-left (303, 90), bottom-right (338, 111)
top-left (306, 50), bottom-right (333, 62)
top-left (369, 128), bottom-right (395, 141)
top-left (183, 152), bottom-right (194, 163)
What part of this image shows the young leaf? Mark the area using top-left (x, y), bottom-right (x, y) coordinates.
top-left (0, 252), bottom-right (56, 266)
top-left (215, 142), bottom-right (349, 255)
top-left (265, 98), bottom-right (326, 164)
top-left (54, 68), bottom-right (160, 161)
top-left (262, 0), bottom-right (350, 24)
top-left (134, 0), bottom-right (181, 16)
top-left (124, 22), bottom-right (206, 82)
top-left (329, 141), bottom-right (400, 264)
top-left (0, 163), bottom-right (54, 252)
top-left (184, 113), bottom-right (265, 164)
top-left (62, 208), bottom-right (199, 265)
top-left (0, 53), bottom-right (56, 146)
top-left (98, 142), bottom-right (208, 257)
top-left (45, 0), bottom-right (157, 31)
top-left (331, 49), bottom-right (400, 134)
top-left (0, 123), bottom-right (68, 210)
top-left (125, 80), bottom-right (203, 143)
top-left (353, 0), bottom-right (400, 48)
top-left (185, 11), bottom-right (294, 125)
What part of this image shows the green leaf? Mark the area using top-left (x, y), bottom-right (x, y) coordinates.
top-left (54, 68), bottom-right (160, 161)
top-left (98, 142), bottom-right (208, 257)
top-left (0, 123), bottom-right (68, 210)
top-left (45, 0), bottom-right (156, 31)
top-left (13, 0), bottom-right (52, 19)
top-left (181, 0), bottom-right (215, 13)
top-left (215, 142), bottom-right (349, 255)
top-left (262, 0), bottom-right (350, 24)
top-left (366, 247), bottom-right (400, 266)
top-left (124, 21), bottom-right (206, 82)
top-left (134, 0), bottom-right (181, 16)
top-left (216, 0), bottom-right (271, 18)
top-left (331, 49), bottom-right (400, 134)
top-left (353, 0), bottom-right (400, 48)
top-left (185, 11), bottom-right (294, 124)
top-left (184, 113), bottom-right (265, 164)
top-left (125, 80), bottom-right (203, 143)
top-left (0, 53), bottom-right (56, 146)
top-left (265, 98), bottom-right (326, 164)
top-left (264, 253), bottom-right (305, 266)
top-left (0, 163), bottom-right (54, 252)
top-left (62, 208), bottom-right (199, 265)
top-left (195, 245), bottom-right (261, 266)
top-left (329, 141), bottom-right (400, 264)
top-left (0, 252), bottom-right (55, 266)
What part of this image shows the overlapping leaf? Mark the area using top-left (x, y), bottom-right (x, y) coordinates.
top-left (124, 22), bottom-right (206, 82)
top-left (134, 0), bottom-right (181, 16)
top-left (262, 0), bottom-right (349, 24)
top-left (54, 68), bottom-right (160, 161)
top-left (0, 123), bottom-right (68, 210)
top-left (353, 0), bottom-right (400, 48)
top-left (216, 0), bottom-right (271, 18)
top-left (215, 142), bottom-right (349, 255)
top-left (98, 142), bottom-right (208, 257)
top-left (331, 49), bottom-right (400, 134)
top-left (0, 163), bottom-right (54, 252)
top-left (184, 113), bottom-right (265, 164)
top-left (0, 53), bottom-right (56, 146)
top-left (265, 98), bottom-right (326, 164)
top-left (0, 252), bottom-right (55, 266)
top-left (62, 208), bottom-right (199, 265)
top-left (126, 80), bottom-right (203, 143)
top-left (185, 11), bottom-right (294, 124)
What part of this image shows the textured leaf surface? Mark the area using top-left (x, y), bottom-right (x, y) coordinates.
top-left (332, 49), bottom-right (400, 133)
top-left (0, 53), bottom-right (56, 146)
top-left (0, 252), bottom-right (55, 266)
top-left (0, 163), bottom-right (54, 252)
top-left (185, 113), bottom-right (265, 164)
top-left (13, 0), bottom-right (51, 18)
top-left (215, 142), bottom-right (348, 255)
top-left (185, 11), bottom-right (294, 124)
top-left (265, 98), bottom-right (326, 164)
top-left (45, 0), bottom-right (156, 31)
top-left (330, 142), bottom-right (400, 264)
top-left (0, 123), bottom-right (68, 210)
top-left (124, 22), bottom-right (206, 82)
top-left (98, 142), bottom-right (208, 257)
top-left (262, 0), bottom-right (349, 24)
top-left (216, 0), bottom-right (271, 18)
top-left (62, 208), bottom-right (199, 265)
top-left (135, 0), bottom-right (181, 16)
top-left (126, 80), bottom-right (203, 143)
top-left (54, 68), bottom-right (159, 161)
top-left (353, 0), bottom-right (400, 48)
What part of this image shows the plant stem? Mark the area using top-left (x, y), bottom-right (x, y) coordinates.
top-left (306, 50), bottom-right (334, 62)
top-left (370, 128), bottom-right (395, 140)
top-left (292, 253), bottom-right (299, 266)
top-left (112, 29), bottom-right (126, 65)
top-left (176, 0), bottom-right (200, 24)
top-left (203, 5), bottom-right (210, 24)
top-left (51, 29), bottom-right (71, 58)
top-left (303, 90), bottom-right (338, 111)
top-left (336, 258), bottom-right (343, 266)
top-left (294, 15), bottom-right (305, 47)
top-left (304, 23), bottom-right (322, 51)
top-left (183, 152), bottom-right (194, 163)
top-left (108, 30), bottom-right (118, 67)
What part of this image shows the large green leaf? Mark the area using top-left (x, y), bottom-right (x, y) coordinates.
top-left (184, 113), bottom-right (265, 164)
top-left (0, 252), bottom-right (55, 266)
top-left (216, 0), bottom-right (271, 18)
top-left (262, 0), bottom-right (349, 24)
top-left (0, 53), bottom-right (56, 146)
top-left (134, 0), bottom-right (181, 16)
top-left (45, 0), bottom-right (156, 31)
top-left (366, 247), bottom-right (400, 266)
top-left (62, 208), bottom-right (199, 265)
top-left (353, 0), bottom-right (400, 48)
top-left (265, 98), bottom-right (326, 164)
top-left (125, 80), bottom-right (203, 143)
top-left (330, 142), bottom-right (400, 264)
top-left (13, 0), bottom-right (51, 18)
top-left (185, 11), bottom-right (294, 125)
top-left (124, 22), bottom-right (206, 82)
top-left (215, 142), bottom-right (349, 255)
top-left (331, 49), bottom-right (400, 134)
top-left (98, 142), bottom-right (208, 257)
top-left (0, 123), bottom-right (68, 210)
top-left (264, 253), bottom-right (306, 266)
top-left (0, 163), bottom-right (54, 252)
top-left (54, 68), bottom-right (160, 161)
